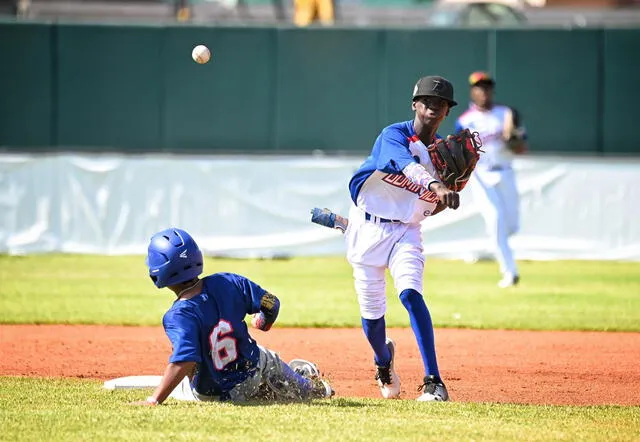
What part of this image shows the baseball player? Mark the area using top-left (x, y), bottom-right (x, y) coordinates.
top-left (343, 76), bottom-right (481, 401)
top-left (455, 72), bottom-right (528, 288)
top-left (131, 228), bottom-right (333, 406)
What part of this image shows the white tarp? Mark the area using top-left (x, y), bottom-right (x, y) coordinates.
top-left (0, 153), bottom-right (639, 260)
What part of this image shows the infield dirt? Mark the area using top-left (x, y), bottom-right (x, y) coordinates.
top-left (1, 325), bottom-right (639, 405)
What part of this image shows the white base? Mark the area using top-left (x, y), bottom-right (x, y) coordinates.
top-left (103, 375), bottom-right (162, 390)
top-left (103, 375), bottom-right (196, 401)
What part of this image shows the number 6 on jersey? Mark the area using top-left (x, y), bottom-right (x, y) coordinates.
top-left (209, 320), bottom-right (238, 370)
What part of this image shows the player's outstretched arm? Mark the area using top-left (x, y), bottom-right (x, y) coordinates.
top-left (402, 162), bottom-right (440, 193)
top-left (251, 292), bottom-right (280, 332)
top-left (130, 361), bottom-right (196, 406)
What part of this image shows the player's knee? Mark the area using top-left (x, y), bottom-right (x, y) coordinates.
top-left (355, 278), bottom-right (385, 297)
top-left (357, 287), bottom-right (386, 319)
top-left (359, 299), bottom-right (387, 319)
top-left (357, 288), bottom-right (385, 313)
top-left (394, 272), bottom-right (423, 294)
top-left (355, 276), bottom-right (387, 319)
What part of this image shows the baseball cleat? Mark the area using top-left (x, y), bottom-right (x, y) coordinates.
top-left (289, 359), bottom-right (321, 378)
top-left (311, 379), bottom-right (335, 399)
top-left (498, 274), bottom-right (520, 288)
top-left (417, 375), bottom-right (449, 402)
top-left (375, 338), bottom-right (401, 399)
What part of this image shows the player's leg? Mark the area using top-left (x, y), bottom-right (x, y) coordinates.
top-left (398, 289), bottom-right (443, 376)
top-left (345, 206), bottom-right (401, 398)
top-left (354, 264), bottom-right (390, 366)
top-left (245, 346), bottom-right (332, 401)
top-left (388, 227), bottom-right (437, 375)
top-left (494, 171), bottom-right (520, 287)
top-left (293, 0), bottom-right (315, 26)
top-left (288, 359), bottom-right (334, 398)
top-left (500, 169), bottom-right (520, 236)
top-left (351, 262), bottom-right (400, 398)
top-left (316, 0), bottom-right (335, 25)
top-left (389, 225), bottom-right (448, 401)
top-left (279, 359), bottom-right (333, 399)
top-left (473, 173), bottom-right (518, 287)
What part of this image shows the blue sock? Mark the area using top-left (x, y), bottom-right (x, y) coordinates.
top-left (399, 289), bottom-right (440, 377)
top-left (361, 316), bottom-right (391, 367)
top-left (279, 361), bottom-right (313, 395)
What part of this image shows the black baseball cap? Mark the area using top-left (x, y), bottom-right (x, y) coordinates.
top-left (412, 76), bottom-right (457, 107)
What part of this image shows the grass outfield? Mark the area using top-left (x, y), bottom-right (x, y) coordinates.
top-left (0, 255), bottom-right (639, 331)
top-left (0, 378), bottom-right (638, 442)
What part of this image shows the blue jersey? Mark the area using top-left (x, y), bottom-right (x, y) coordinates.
top-left (348, 120), bottom-right (442, 223)
top-left (162, 272), bottom-right (265, 397)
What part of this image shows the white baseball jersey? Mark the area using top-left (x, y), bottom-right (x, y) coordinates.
top-left (455, 104), bottom-right (526, 171)
top-left (348, 120), bottom-right (440, 224)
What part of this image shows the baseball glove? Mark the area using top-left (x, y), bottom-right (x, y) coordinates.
top-left (427, 128), bottom-right (483, 192)
top-left (503, 107), bottom-right (527, 153)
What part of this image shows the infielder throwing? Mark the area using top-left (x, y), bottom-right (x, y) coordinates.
top-left (455, 72), bottom-right (527, 288)
top-left (315, 76), bottom-right (482, 401)
top-left (131, 228), bottom-right (333, 405)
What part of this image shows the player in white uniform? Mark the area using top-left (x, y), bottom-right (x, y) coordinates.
top-left (345, 76), bottom-right (463, 402)
top-left (455, 72), bottom-right (528, 288)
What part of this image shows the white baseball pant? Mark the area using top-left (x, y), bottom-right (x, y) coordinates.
top-left (471, 167), bottom-right (520, 276)
top-left (345, 205), bottom-right (425, 320)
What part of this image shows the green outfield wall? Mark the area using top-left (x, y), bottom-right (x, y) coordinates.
top-left (1, 21), bottom-right (638, 154)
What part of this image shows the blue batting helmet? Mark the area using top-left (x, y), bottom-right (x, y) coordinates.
top-left (146, 228), bottom-right (203, 288)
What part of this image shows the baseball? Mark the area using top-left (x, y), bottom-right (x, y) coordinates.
top-left (191, 45), bottom-right (211, 64)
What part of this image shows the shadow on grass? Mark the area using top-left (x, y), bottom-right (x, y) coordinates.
top-left (235, 397), bottom-right (375, 408)
top-left (168, 398), bottom-right (376, 409)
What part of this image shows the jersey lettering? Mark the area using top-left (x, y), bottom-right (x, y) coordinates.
top-left (382, 173), bottom-right (422, 194)
top-left (209, 320), bottom-right (238, 370)
top-left (418, 191), bottom-right (439, 203)
top-left (382, 174), bottom-right (439, 203)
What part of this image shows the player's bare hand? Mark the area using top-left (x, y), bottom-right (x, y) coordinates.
top-left (431, 182), bottom-right (460, 210)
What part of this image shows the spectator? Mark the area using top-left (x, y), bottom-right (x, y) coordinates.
top-left (294, 0), bottom-right (334, 26)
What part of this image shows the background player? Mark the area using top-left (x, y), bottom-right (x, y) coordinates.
top-left (131, 228), bottom-right (333, 405)
top-left (344, 76), bottom-right (469, 402)
top-left (455, 72), bottom-right (528, 288)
